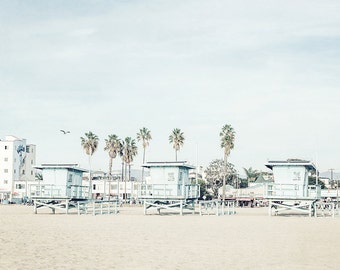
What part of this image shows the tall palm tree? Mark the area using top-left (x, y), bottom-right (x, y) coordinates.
top-left (80, 131), bottom-right (99, 199)
top-left (104, 134), bottom-right (121, 199)
top-left (220, 124), bottom-right (235, 202)
top-left (169, 128), bottom-right (185, 161)
top-left (137, 127), bottom-right (152, 182)
top-left (123, 137), bottom-right (138, 201)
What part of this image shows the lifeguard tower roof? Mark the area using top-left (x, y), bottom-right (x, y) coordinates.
top-left (34, 163), bottom-right (87, 172)
top-left (142, 161), bottom-right (195, 170)
top-left (265, 159), bottom-right (316, 171)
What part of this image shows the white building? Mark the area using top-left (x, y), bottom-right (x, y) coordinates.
top-left (0, 135), bottom-right (36, 202)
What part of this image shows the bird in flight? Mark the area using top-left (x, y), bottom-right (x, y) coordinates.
top-left (60, 130), bottom-right (70, 134)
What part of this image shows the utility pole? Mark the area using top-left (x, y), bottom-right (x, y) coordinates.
top-left (329, 168), bottom-right (335, 188)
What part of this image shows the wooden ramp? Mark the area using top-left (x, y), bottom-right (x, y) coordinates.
top-left (33, 197), bottom-right (119, 215)
top-left (142, 198), bottom-right (196, 215)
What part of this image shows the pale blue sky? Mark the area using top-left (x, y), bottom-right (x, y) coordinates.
top-left (1, 0), bottom-right (340, 174)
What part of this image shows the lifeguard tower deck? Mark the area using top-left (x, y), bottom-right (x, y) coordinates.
top-left (264, 160), bottom-right (321, 217)
top-left (31, 164), bottom-right (118, 215)
top-left (138, 161), bottom-right (200, 215)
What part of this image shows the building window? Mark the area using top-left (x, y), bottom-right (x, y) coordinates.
top-left (5, 145), bottom-right (8, 150)
top-left (15, 184), bottom-right (25, 189)
top-left (26, 146), bottom-right (30, 153)
top-left (93, 184), bottom-right (96, 190)
top-left (22, 170), bottom-right (25, 175)
top-left (4, 180), bottom-right (8, 184)
top-left (31, 160), bottom-right (33, 165)
top-left (14, 169), bottom-right (16, 173)
top-left (4, 169), bottom-right (8, 173)
top-left (4, 157), bottom-right (8, 162)
top-left (31, 170), bottom-right (33, 175)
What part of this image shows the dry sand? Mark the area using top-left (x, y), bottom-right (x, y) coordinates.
top-left (1, 204), bottom-right (340, 270)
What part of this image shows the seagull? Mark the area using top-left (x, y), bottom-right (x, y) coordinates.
top-left (60, 130), bottom-right (70, 134)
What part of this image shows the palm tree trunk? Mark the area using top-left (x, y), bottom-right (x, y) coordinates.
top-left (119, 161), bottom-right (124, 201)
top-left (124, 162), bottom-right (127, 202)
top-left (129, 163), bottom-right (131, 200)
top-left (89, 155), bottom-right (92, 200)
top-left (223, 154), bottom-right (227, 202)
top-left (175, 150), bottom-right (177, 161)
top-left (106, 157), bottom-right (113, 200)
top-left (142, 147), bottom-right (145, 183)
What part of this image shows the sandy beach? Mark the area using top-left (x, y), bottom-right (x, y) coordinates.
top-left (1, 205), bottom-right (340, 270)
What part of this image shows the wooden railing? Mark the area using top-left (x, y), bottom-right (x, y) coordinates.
top-left (266, 184), bottom-right (321, 199)
top-left (29, 184), bottom-right (89, 199)
top-left (138, 184), bottom-right (200, 199)
top-left (199, 200), bottom-right (236, 216)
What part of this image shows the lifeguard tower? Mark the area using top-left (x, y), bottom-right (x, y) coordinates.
top-left (138, 161), bottom-right (200, 215)
top-left (31, 164), bottom-right (119, 215)
top-left (30, 164), bottom-right (88, 214)
top-left (265, 159), bottom-right (321, 216)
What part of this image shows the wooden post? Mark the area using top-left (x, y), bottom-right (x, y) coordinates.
top-left (143, 200), bottom-right (147, 215)
top-left (34, 200), bottom-right (37, 214)
top-left (66, 199), bottom-right (69, 215)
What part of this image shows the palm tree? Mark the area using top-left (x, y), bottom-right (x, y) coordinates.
top-left (122, 137), bottom-right (138, 201)
top-left (80, 131), bottom-right (99, 199)
top-left (169, 128), bottom-right (185, 161)
top-left (220, 124), bottom-right (235, 201)
top-left (137, 127), bottom-right (152, 182)
top-left (104, 134), bottom-right (121, 199)
top-left (243, 167), bottom-right (260, 183)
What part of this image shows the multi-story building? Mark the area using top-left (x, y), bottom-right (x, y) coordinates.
top-left (0, 135), bottom-right (36, 202)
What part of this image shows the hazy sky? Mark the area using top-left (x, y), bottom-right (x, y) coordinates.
top-left (1, 0), bottom-right (340, 174)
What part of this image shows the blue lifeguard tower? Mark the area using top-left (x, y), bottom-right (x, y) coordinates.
top-left (265, 159), bottom-right (321, 216)
top-left (138, 161), bottom-right (200, 215)
top-left (31, 164), bottom-right (88, 214)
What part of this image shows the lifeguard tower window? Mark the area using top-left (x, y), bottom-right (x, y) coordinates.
top-left (293, 172), bottom-right (301, 181)
top-left (168, 172), bottom-right (174, 181)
